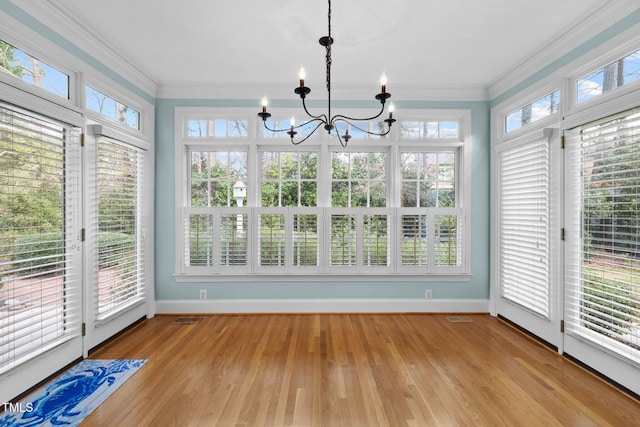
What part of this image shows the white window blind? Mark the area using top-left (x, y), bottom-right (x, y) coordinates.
top-left (94, 137), bottom-right (145, 322)
top-left (565, 107), bottom-right (640, 363)
top-left (179, 206), bottom-right (465, 275)
top-left (498, 137), bottom-right (550, 318)
top-left (0, 105), bottom-right (81, 374)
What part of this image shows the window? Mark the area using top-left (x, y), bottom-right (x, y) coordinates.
top-left (176, 108), bottom-right (470, 278)
top-left (565, 107), bottom-right (640, 364)
top-left (577, 48), bottom-right (640, 104)
top-left (505, 90), bottom-right (560, 133)
top-left (86, 86), bottom-right (140, 130)
top-left (0, 104), bottom-right (81, 374)
top-left (331, 152), bottom-right (386, 207)
top-left (188, 119), bottom-right (248, 138)
top-left (401, 152), bottom-right (456, 208)
top-left (190, 150), bottom-right (247, 207)
top-left (0, 39), bottom-right (69, 99)
top-left (261, 151), bottom-right (317, 207)
top-left (401, 120), bottom-right (459, 139)
top-left (94, 138), bottom-right (146, 321)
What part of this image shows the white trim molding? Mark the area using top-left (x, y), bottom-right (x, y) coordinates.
top-left (155, 298), bottom-right (490, 314)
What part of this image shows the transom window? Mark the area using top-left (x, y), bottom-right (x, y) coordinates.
top-left (176, 108), bottom-right (470, 279)
top-left (577, 48), bottom-right (640, 103)
top-left (188, 119), bottom-right (248, 138)
top-left (86, 86), bottom-right (140, 130)
top-left (401, 120), bottom-right (459, 139)
top-left (505, 90), bottom-right (560, 133)
top-left (0, 39), bottom-right (69, 99)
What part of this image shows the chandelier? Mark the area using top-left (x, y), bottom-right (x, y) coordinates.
top-left (257, 0), bottom-right (396, 147)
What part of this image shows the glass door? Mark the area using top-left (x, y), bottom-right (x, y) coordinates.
top-left (495, 130), bottom-right (561, 347)
top-left (83, 129), bottom-right (147, 352)
top-left (0, 104), bottom-right (83, 402)
top-left (564, 109), bottom-right (640, 395)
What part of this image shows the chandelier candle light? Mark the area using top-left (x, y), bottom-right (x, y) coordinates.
top-left (258, 0), bottom-right (396, 147)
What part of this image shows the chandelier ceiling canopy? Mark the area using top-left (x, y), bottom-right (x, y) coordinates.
top-left (258, 0), bottom-right (396, 147)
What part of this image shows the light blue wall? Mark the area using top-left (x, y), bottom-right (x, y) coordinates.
top-left (4, 0), bottom-right (639, 303)
top-left (154, 98), bottom-right (491, 301)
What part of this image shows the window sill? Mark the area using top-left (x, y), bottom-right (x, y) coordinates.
top-left (174, 273), bottom-right (472, 283)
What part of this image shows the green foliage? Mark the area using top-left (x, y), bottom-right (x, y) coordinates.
top-left (98, 232), bottom-right (136, 268)
top-left (582, 268), bottom-right (640, 342)
top-left (7, 233), bottom-right (64, 275)
top-left (5, 232), bottom-right (135, 275)
top-left (583, 134), bottom-right (640, 257)
top-left (0, 40), bottom-right (22, 77)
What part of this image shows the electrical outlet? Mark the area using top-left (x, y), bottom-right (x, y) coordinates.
top-left (199, 290), bottom-right (207, 300)
top-left (425, 289), bottom-right (433, 300)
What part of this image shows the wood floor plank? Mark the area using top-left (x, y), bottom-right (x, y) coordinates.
top-left (81, 314), bottom-right (640, 426)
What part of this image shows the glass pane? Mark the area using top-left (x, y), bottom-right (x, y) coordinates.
top-left (350, 153), bottom-right (368, 179)
top-left (351, 182), bottom-right (367, 207)
top-left (300, 181), bottom-right (317, 207)
top-left (331, 215), bottom-right (357, 266)
top-left (363, 215), bottom-right (388, 266)
top-left (440, 122), bottom-right (459, 139)
top-left (281, 181), bottom-right (299, 207)
top-left (300, 152), bottom-right (317, 179)
top-left (420, 183), bottom-right (435, 208)
top-left (0, 40), bottom-right (69, 99)
top-left (331, 182), bottom-right (348, 207)
top-left (228, 120), bottom-right (248, 137)
top-left (331, 153), bottom-right (349, 179)
top-left (401, 215), bottom-right (428, 266)
top-left (505, 90), bottom-right (560, 132)
top-left (210, 181), bottom-right (230, 207)
top-left (188, 120), bottom-right (207, 137)
top-left (400, 153), bottom-right (417, 179)
top-left (190, 181), bottom-right (208, 206)
top-left (401, 181), bottom-right (417, 207)
top-left (369, 153), bottom-right (386, 179)
top-left (86, 87), bottom-right (140, 130)
top-left (259, 214), bottom-right (285, 266)
top-left (370, 182), bottom-right (386, 208)
top-left (426, 122), bottom-right (438, 138)
top-left (261, 182), bottom-right (279, 207)
top-left (400, 122), bottom-right (420, 138)
top-left (577, 48), bottom-right (640, 104)
top-left (293, 214), bottom-right (318, 266)
top-left (435, 215), bottom-right (460, 266)
top-left (219, 214), bottom-right (247, 266)
top-left (280, 153), bottom-right (299, 179)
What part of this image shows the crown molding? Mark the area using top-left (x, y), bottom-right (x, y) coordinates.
top-left (157, 81), bottom-right (488, 102)
top-left (11, 0), bottom-right (157, 98)
top-left (488, 2), bottom-right (640, 101)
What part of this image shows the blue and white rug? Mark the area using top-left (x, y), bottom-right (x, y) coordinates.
top-left (0, 359), bottom-right (147, 427)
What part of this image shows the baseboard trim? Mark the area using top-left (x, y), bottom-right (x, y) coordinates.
top-left (154, 298), bottom-right (489, 314)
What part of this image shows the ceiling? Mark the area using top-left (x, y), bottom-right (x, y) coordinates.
top-left (46, 0), bottom-right (614, 96)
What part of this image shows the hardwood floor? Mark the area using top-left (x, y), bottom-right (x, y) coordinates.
top-left (82, 314), bottom-right (640, 426)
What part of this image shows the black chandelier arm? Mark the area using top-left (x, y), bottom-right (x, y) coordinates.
top-left (290, 121), bottom-right (325, 145)
top-left (332, 118), bottom-right (393, 138)
top-left (262, 117), bottom-right (325, 133)
top-left (301, 95), bottom-right (329, 123)
top-left (331, 102), bottom-right (387, 124)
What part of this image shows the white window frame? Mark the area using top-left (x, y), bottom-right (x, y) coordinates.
top-left (175, 107), bottom-right (471, 281)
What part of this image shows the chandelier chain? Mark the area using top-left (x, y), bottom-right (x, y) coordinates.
top-left (257, 0), bottom-right (395, 147)
top-left (326, 0), bottom-right (332, 93)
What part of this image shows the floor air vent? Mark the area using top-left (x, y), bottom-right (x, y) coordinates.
top-left (172, 317), bottom-right (203, 325)
top-left (447, 316), bottom-right (473, 323)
